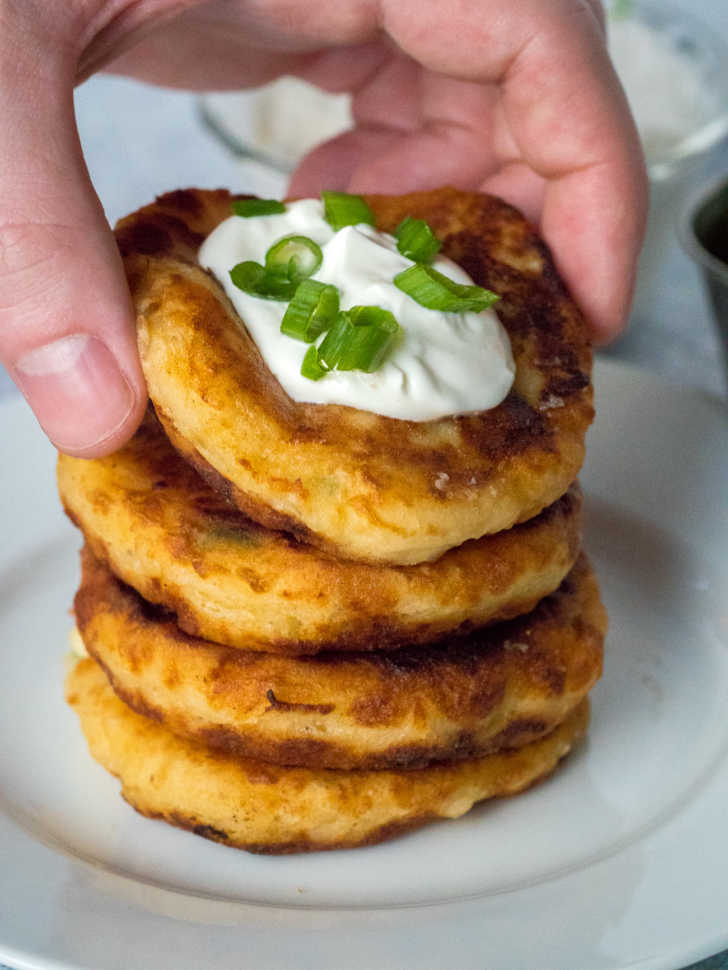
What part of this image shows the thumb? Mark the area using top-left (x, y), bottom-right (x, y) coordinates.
top-left (0, 52), bottom-right (146, 457)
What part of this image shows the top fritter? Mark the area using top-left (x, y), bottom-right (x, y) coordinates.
top-left (116, 188), bottom-right (593, 565)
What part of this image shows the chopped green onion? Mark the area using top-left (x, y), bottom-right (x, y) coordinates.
top-left (280, 280), bottom-right (339, 342)
top-left (322, 191), bottom-right (375, 231)
top-left (301, 345), bottom-right (327, 381)
top-left (347, 304), bottom-right (399, 330)
top-left (395, 217), bottom-right (441, 263)
top-left (317, 313), bottom-right (354, 371)
top-left (394, 264), bottom-right (500, 312)
top-left (265, 234), bottom-right (322, 282)
top-left (310, 307), bottom-right (400, 378)
top-left (337, 312), bottom-right (400, 372)
top-left (229, 261), bottom-right (296, 301)
top-left (231, 198), bottom-right (286, 217)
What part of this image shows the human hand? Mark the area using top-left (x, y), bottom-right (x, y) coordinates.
top-left (0, 0), bottom-right (645, 458)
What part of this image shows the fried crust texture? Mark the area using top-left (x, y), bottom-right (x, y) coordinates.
top-left (74, 548), bottom-right (604, 770)
top-left (59, 411), bottom-right (583, 654)
top-left (66, 657), bottom-right (589, 854)
top-left (117, 187), bottom-right (593, 565)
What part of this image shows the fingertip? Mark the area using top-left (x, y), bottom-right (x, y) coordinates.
top-left (288, 127), bottom-right (405, 197)
top-left (288, 135), bottom-right (358, 197)
top-left (13, 333), bottom-right (147, 457)
top-left (588, 313), bottom-right (626, 348)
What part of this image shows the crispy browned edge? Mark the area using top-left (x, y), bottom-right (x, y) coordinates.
top-left (65, 665), bottom-right (590, 855)
top-left (151, 720), bottom-right (585, 853)
top-left (74, 547), bottom-right (604, 770)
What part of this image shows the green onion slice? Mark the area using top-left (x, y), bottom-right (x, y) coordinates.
top-left (317, 313), bottom-right (354, 371)
top-left (300, 345), bottom-right (327, 381)
top-left (313, 307), bottom-right (400, 377)
top-left (322, 191), bottom-right (375, 231)
top-left (265, 234), bottom-right (322, 282)
top-left (229, 261), bottom-right (296, 301)
top-left (231, 198), bottom-right (286, 217)
top-left (395, 217), bottom-right (441, 263)
top-left (337, 311), bottom-right (400, 373)
top-left (280, 280), bottom-right (339, 342)
top-left (394, 264), bottom-right (500, 313)
top-left (346, 304), bottom-right (394, 328)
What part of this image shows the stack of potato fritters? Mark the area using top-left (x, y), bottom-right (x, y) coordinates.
top-left (59, 188), bottom-right (606, 853)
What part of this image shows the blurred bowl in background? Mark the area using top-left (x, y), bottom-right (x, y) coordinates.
top-left (199, 78), bottom-right (352, 175)
top-left (679, 173), bottom-right (728, 378)
top-left (609, 1), bottom-right (728, 179)
top-left (607, 0), bottom-right (728, 324)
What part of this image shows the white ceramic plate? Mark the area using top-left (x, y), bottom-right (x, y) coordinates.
top-left (1, 358), bottom-right (727, 970)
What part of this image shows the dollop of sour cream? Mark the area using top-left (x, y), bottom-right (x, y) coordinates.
top-left (199, 199), bottom-right (515, 421)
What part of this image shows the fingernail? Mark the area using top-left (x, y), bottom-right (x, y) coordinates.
top-left (14, 334), bottom-right (135, 453)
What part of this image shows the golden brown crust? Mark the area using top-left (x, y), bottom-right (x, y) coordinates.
top-left (74, 548), bottom-right (604, 770)
top-left (118, 187), bottom-right (593, 565)
top-left (58, 410), bottom-right (583, 654)
top-left (66, 657), bottom-right (590, 854)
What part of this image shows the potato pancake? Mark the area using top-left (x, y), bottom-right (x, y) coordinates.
top-left (66, 657), bottom-right (589, 854)
top-left (74, 549), bottom-right (604, 770)
top-left (59, 411), bottom-right (582, 654)
top-left (117, 187), bottom-right (593, 565)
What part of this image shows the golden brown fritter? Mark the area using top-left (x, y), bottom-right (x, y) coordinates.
top-left (117, 187), bottom-right (593, 565)
top-left (59, 411), bottom-right (583, 654)
top-left (74, 548), bottom-right (604, 770)
top-left (66, 657), bottom-right (589, 854)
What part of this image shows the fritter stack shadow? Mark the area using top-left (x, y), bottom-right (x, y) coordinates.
top-left (59, 187), bottom-right (605, 853)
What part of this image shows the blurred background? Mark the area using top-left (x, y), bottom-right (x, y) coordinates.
top-left (0, 0), bottom-right (726, 402)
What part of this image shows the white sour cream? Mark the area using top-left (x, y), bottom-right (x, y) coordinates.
top-left (199, 199), bottom-right (515, 421)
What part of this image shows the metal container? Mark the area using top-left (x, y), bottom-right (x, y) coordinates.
top-left (680, 174), bottom-right (728, 381)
